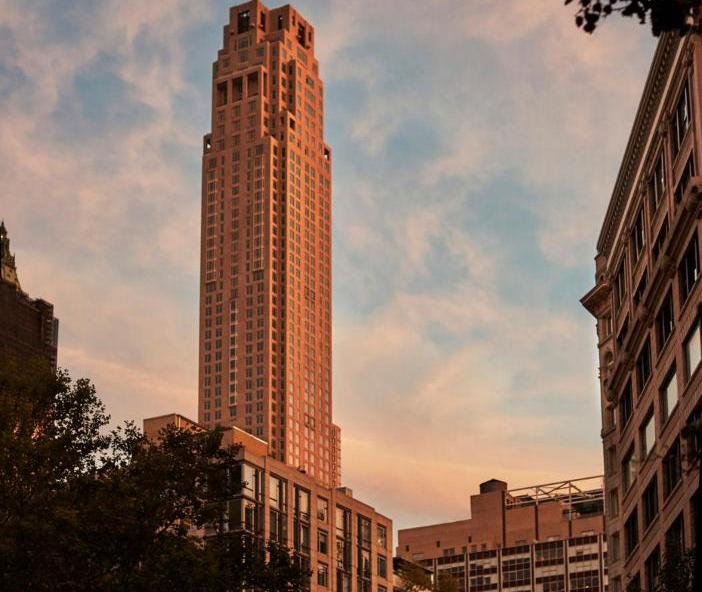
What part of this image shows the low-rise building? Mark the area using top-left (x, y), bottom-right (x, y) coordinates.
top-left (397, 477), bottom-right (607, 592)
top-left (144, 413), bottom-right (393, 592)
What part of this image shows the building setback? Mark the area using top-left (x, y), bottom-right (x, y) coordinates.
top-left (397, 477), bottom-right (607, 592)
top-left (198, 0), bottom-right (337, 487)
top-left (0, 221), bottom-right (58, 368)
top-left (145, 5), bottom-right (395, 591)
top-left (581, 32), bottom-right (702, 592)
top-left (143, 414), bottom-right (393, 592)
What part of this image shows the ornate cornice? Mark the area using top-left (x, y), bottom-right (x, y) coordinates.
top-left (597, 33), bottom-right (683, 257)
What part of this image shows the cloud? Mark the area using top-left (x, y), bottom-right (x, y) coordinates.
top-left (0, 0), bottom-right (654, 533)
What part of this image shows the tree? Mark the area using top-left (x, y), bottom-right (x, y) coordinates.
top-left (651, 547), bottom-right (695, 592)
top-left (565, 0), bottom-right (702, 36)
top-left (397, 561), bottom-right (459, 592)
top-left (0, 359), bottom-right (310, 591)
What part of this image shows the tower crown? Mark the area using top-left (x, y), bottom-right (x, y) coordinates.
top-left (0, 220), bottom-right (21, 290)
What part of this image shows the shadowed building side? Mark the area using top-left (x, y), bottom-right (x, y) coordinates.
top-left (0, 221), bottom-right (58, 368)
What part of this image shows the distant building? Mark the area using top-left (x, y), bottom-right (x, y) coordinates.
top-left (581, 31), bottom-right (702, 592)
top-left (0, 221), bottom-right (58, 367)
top-left (143, 414), bottom-right (393, 592)
top-left (397, 477), bottom-right (607, 592)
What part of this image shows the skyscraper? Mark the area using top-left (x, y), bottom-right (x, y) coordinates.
top-left (198, 1), bottom-right (337, 487)
top-left (582, 33), bottom-right (702, 592)
top-left (0, 221), bottom-right (59, 368)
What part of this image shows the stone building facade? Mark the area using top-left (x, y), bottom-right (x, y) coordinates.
top-left (582, 32), bottom-right (702, 592)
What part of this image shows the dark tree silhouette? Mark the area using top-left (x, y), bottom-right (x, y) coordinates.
top-left (565, 0), bottom-right (702, 35)
top-left (0, 359), bottom-right (309, 591)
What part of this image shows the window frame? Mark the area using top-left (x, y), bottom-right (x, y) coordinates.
top-left (684, 317), bottom-right (702, 381)
top-left (660, 366), bottom-right (679, 425)
top-left (671, 79), bottom-right (692, 157)
top-left (640, 408), bottom-right (656, 460)
top-left (642, 476), bottom-right (659, 530)
top-left (679, 233), bottom-right (700, 305)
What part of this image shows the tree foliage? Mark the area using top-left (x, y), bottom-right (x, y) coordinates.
top-left (565, 0), bottom-right (702, 36)
top-left (398, 561), bottom-right (459, 592)
top-left (0, 359), bottom-right (309, 591)
top-left (652, 547), bottom-right (695, 592)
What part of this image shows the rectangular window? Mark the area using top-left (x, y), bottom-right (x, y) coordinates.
top-left (295, 487), bottom-right (310, 518)
top-left (269, 474), bottom-right (286, 509)
top-left (642, 477), bottom-right (659, 529)
top-left (317, 497), bottom-right (329, 522)
top-left (242, 463), bottom-right (262, 498)
top-left (237, 10), bottom-right (250, 34)
top-left (684, 318), bottom-right (702, 380)
top-left (652, 216), bottom-right (669, 262)
top-left (247, 71), bottom-right (259, 96)
top-left (624, 509), bottom-right (639, 557)
top-left (640, 409), bottom-right (656, 459)
top-left (317, 563), bottom-right (328, 587)
top-left (617, 317), bottom-right (629, 349)
top-left (636, 338), bottom-right (652, 393)
top-left (632, 207), bottom-right (646, 261)
top-left (377, 524), bottom-right (388, 549)
top-left (660, 367), bottom-right (678, 424)
top-left (656, 290), bottom-right (675, 351)
top-left (633, 271), bottom-right (648, 308)
top-left (671, 81), bottom-right (691, 156)
top-left (608, 488), bottom-right (620, 518)
top-left (674, 153), bottom-right (695, 204)
top-left (649, 152), bottom-right (666, 210)
top-left (318, 529), bottom-right (328, 554)
top-left (679, 233), bottom-right (699, 303)
top-left (614, 259), bottom-right (627, 310)
top-left (610, 532), bottom-right (620, 563)
top-left (622, 446), bottom-right (637, 492)
top-left (619, 381), bottom-right (633, 429)
top-left (663, 438), bottom-right (682, 498)
top-left (378, 554), bottom-right (387, 579)
top-left (216, 81), bottom-right (228, 107)
top-left (337, 572), bottom-right (351, 592)
top-left (357, 548), bottom-right (371, 579)
top-left (233, 77), bottom-right (243, 102)
top-left (357, 516), bottom-right (372, 549)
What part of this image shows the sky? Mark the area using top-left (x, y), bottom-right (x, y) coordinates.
top-left (0, 0), bottom-right (657, 532)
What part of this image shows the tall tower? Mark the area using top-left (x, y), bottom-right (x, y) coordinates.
top-left (198, 1), bottom-right (337, 487)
